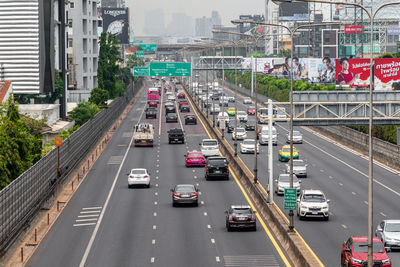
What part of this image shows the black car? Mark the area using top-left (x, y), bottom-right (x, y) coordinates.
top-left (227, 119), bottom-right (242, 133)
top-left (171, 184), bottom-right (199, 207)
top-left (184, 114), bottom-right (197, 125)
top-left (165, 105), bottom-right (176, 114)
top-left (180, 105), bottom-right (190, 113)
top-left (168, 128), bottom-right (184, 144)
top-left (166, 113), bottom-right (178, 123)
top-left (145, 107), bottom-right (157, 119)
top-left (244, 123), bottom-right (255, 131)
top-left (205, 157), bottom-right (229, 180)
top-left (225, 205), bottom-right (257, 231)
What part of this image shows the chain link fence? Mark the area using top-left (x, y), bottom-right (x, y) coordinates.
top-left (0, 79), bottom-right (144, 254)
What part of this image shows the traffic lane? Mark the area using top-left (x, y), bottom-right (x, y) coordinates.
top-left (26, 83), bottom-right (150, 267)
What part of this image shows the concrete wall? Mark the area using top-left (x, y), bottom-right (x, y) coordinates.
top-left (18, 104), bottom-right (60, 126)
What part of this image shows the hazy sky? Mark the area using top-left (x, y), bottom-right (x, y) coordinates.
top-left (127, 0), bottom-right (265, 36)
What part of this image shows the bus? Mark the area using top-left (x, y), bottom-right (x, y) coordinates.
top-left (147, 88), bottom-right (159, 103)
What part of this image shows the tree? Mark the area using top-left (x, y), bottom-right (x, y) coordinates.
top-left (117, 67), bottom-right (132, 88)
top-left (69, 102), bottom-right (99, 126)
top-left (89, 87), bottom-right (109, 106)
top-left (126, 54), bottom-right (144, 69)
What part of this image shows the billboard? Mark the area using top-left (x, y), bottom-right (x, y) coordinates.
top-left (374, 58), bottom-right (400, 90)
top-left (335, 58), bottom-right (371, 87)
top-left (102, 8), bottom-right (129, 44)
top-left (278, 2), bottom-right (309, 21)
top-left (307, 57), bottom-right (336, 83)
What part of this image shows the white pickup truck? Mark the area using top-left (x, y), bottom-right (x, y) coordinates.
top-left (133, 123), bottom-right (154, 147)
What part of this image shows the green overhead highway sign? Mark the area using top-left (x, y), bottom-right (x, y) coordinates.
top-left (136, 51), bottom-right (144, 57)
top-left (131, 40), bottom-right (143, 44)
top-left (149, 62), bottom-right (191, 77)
top-left (133, 67), bottom-right (149, 76)
top-left (138, 44), bottom-right (157, 52)
top-left (284, 188), bottom-right (297, 210)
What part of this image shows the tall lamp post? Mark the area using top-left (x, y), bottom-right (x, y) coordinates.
top-left (232, 19), bottom-right (340, 232)
top-left (271, 1), bottom-right (400, 264)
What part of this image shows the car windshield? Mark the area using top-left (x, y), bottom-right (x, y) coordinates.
top-left (259, 109), bottom-right (268, 114)
top-left (292, 161), bottom-right (305, 166)
top-left (238, 111), bottom-right (246, 115)
top-left (208, 158), bottom-right (227, 166)
top-left (132, 169), bottom-right (146, 174)
top-left (282, 147), bottom-right (296, 153)
top-left (189, 153), bottom-right (203, 157)
top-left (243, 140), bottom-right (254, 145)
top-left (353, 242), bottom-right (384, 253)
top-left (175, 185), bottom-right (195, 192)
top-left (167, 113), bottom-right (176, 117)
top-left (385, 223), bottom-right (400, 232)
top-left (261, 129), bottom-right (277, 135)
top-left (279, 175), bottom-right (298, 183)
top-left (231, 208), bottom-right (251, 214)
top-left (237, 128), bottom-right (245, 133)
top-left (203, 141), bottom-right (217, 146)
top-left (302, 194), bottom-right (325, 202)
top-left (244, 98), bottom-right (251, 101)
top-left (293, 131), bottom-right (301, 136)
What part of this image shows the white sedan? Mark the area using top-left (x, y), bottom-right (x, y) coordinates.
top-left (128, 168), bottom-right (150, 188)
top-left (232, 127), bottom-right (247, 140)
top-left (237, 111), bottom-right (248, 122)
top-left (240, 139), bottom-right (259, 154)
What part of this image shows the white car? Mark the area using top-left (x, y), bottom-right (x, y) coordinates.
top-left (274, 173), bottom-right (301, 195)
top-left (200, 139), bottom-right (219, 157)
top-left (286, 130), bottom-right (303, 144)
top-left (297, 189), bottom-right (330, 221)
top-left (210, 105), bottom-right (221, 115)
top-left (227, 96), bottom-right (235, 102)
top-left (259, 126), bottom-right (278, 145)
top-left (167, 94), bottom-right (176, 101)
top-left (243, 97), bottom-right (252, 104)
top-left (237, 111), bottom-right (248, 122)
top-left (240, 139), bottom-right (260, 154)
top-left (286, 159), bottom-right (307, 178)
top-left (128, 168), bottom-right (150, 188)
top-left (232, 127), bottom-right (247, 140)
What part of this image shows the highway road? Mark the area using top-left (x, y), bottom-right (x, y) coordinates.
top-left (192, 75), bottom-right (400, 267)
top-left (26, 79), bottom-right (289, 267)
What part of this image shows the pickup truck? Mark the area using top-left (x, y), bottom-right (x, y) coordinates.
top-left (168, 128), bottom-right (185, 144)
top-left (134, 123), bottom-right (154, 147)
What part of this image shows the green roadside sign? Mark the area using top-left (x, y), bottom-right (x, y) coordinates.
top-left (133, 67), bottom-right (149, 76)
top-left (136, 51), bottom-right (144, 58)
top-left (138, 44), bottom-right (157, 52)
top-left (284, 188), bottom-right (297, 210)
top-left (149, 62), bottom-right (191, 77)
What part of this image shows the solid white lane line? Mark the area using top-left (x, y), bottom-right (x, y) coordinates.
top-left (76, 218), bottom-right (98, 222)
top-left (78, 215), bottom-right (99, 218)
top-left (82, 207), bottom-right (102, 210)
top-left (80, 211), bottom-right (101, 214)
top-left (74, 223), bottom-right (97, 227)
top-left (78, 98), bottom-right (146, 267)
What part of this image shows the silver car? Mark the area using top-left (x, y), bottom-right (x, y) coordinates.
top-left (376, 220), bottom-right (400, 249)
top-left (237, 111), bottom-right (248, 122)
top-left (285, 159), bottom-right (307, 178)
top-left (240, 139), bottom-right (260, 154)
top-left (232, 127), bottom-right (247, 140)
top-left (286, 130), bottom-right (303, 144)
top-left (274, 174), bottom-right (301, 195)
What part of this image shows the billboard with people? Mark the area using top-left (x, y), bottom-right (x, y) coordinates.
top-left (335, 58), bottom-right (370, 87)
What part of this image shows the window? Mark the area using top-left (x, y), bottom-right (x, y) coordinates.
top-left (82, 0), bottom-right (87, 15)
top-left (83, 77), bottom-right (88, 89)
top-left (70, 2), bottom-right (74, 8)
top-left (92, 38), bottom-right (98, 53)
top-left (93, 76), bottom-right (98, 88)
top-left (83, 38), bottom-right (87, 53)
top-left (83, 19), bottom-right (87, 35)
top-left (68, 38), bottom-right (73, 48)
top-left (83, 57), bottom-right (88, 73)
top-left (93, 57), bottom-right (98, 72)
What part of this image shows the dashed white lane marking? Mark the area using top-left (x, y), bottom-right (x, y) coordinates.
top-left (207, 224), bottom-right (211, 229)
top-left (204, 212), bottom-right (208, 216)
top-left (151, 257), bottom-right (155, 263)
top-left (196, 183), bottom-right (199, 186)
top-left (156, 170), bottom-right (159, 173)
top-left (156, 176), bottom-right (159, 179)
top-left (198, 191), bottom-right (202, 195)
top-left (78, 214), bottom-right (99, 218)
top-left (153, 212), bottom-right (157, 217)
top-left (154, 201), bottom-right (158, 205)
top-left (194, 176), bottom-right (197, 179)
top-left (320, 169), bottom-right (324, 172)
top-left (211, 238), bottom-right (215, 244)
top-left (153, 225), bottom-right (157, 230)
top-left (329, 212), bottom-right (333, 216)
top-left (155, 192), bottom-right (158, 196)
top-left (156, 164), bottom-right (159, 167)
top-left (339, 182), bottom-right (343, 186)
top-left (157, 155), bottom-right (160, 157)
top-left (192, 170), bottom-right (195, 172)
top-left (201, 201), bottom-right (205, 205)
top-left (73, 223), bottom-right (97, 227)
top-left (364, 201), bottom-right (369, 205)
top-left (329, 176), bottom-right (333, 179)
top-left (152, 239), bottom-right (156, 245)
top-left (157, 159), bottom-right (159, 162)
top-left (80, 210), bottom-right (101, 214)
top-left (380, 212), bottom-right (387, 217)
top-left (342, 224), bottom-right (348, 229)
top-left (155, 184), bottom-right (158, 187)
top-left (352, 192), bottom-right (356, 195)
top-left (76, 218), bottom-right (98, 222)
top-left (82, 207), bottom-right (102, 210)
top-left (216, 256), bottom-right (220, 262)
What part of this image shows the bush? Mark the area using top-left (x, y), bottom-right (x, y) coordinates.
top-left (69, 102), bottom-right (99, 126)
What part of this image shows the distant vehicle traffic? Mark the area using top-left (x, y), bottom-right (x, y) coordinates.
top-left (225, 205), bottom-right (257, 231)
top-left (133, 123), bottom-right (154, 147)
top-left (243, 97), bottom-right (252, 104)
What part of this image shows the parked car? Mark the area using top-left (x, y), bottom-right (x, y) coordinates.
top-left (243, 97), bottom-right (252, 104)
top-left (286, 130), bottom-right (303, 144)
top-left (278, 145), bottom-right (299, 162)
top-left (166, 113), bottom-right (178, 123)
top-left (225, 205), bottom-right (256, 231)
top-left (297, 189), bottom-right (329, 220)
top-left (285, 159), bottom-right (307, 178)
top-left (127, 168), bottom-right (150, 188)
top-left (341, 236), bottom-right (391, 267)
top-left (205, 156), bottom-right (229, 180)
top-left (171, 184), bottom-right (199, 207)
top-left (274, 173), bottom-right (301, 195)
top-left (376, 219), bottom-right (400, 250)
top-left (184, 114), bottom-right (197, 125)
top-left (200, 139), bottom-right (219, 157)
top-left (232, 127), bottom-right (247, 140)
top-left (185, 151), bottom-right (206, 167)
top-left (240, 139), bottom-right (259, 154)
top-left (168, 128), bottom-right (184, 144)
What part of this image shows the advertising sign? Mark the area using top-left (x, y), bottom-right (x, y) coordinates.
top-left (336, 58), bottom-right (371, 87)
top-left (374, 58), bottom-right (400, 90)
top-left (102, 8), bottom-right (129, 44)
top-left (278, 2), bottom-right (309, 21)
top-left (344, 25), bottom-right (365, 34)
top-left (387, 27), bottom-right (400, 36)
top-left (308, 57), bottom-right (336, 83)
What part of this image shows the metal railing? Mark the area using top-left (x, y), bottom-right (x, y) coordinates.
top-left (0, 79), bottom-right (143, 254)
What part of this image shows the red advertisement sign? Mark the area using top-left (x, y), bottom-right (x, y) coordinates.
top-left (344, 25), bottom-right (365, 34)
top-left (374, 58), bottom-right (400, 90)
top-left (336, 58), bottom-right (371, 87)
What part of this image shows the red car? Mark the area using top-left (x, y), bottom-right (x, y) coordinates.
top-left (247, 106), bottom-right (256, 115)
top-left (148, 101), bottom-right (157, 107)
top-left (185, 151), bottom-right (206, 167)
top-left (341, 236), bottom-right (391, 267)
top-left (177, 92), bottom-right (185, 99)
top-left (178, 100), bottom-right (189, 108)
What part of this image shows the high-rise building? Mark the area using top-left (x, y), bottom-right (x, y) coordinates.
top-left (67, 0), bottom-right (99, 99)
top-left (101, 0), bottom-right (125, 8)
top-left (144, 9), bottom-right (165, 36)
top-left (211, 11), bottom-right (221, 27)
top-left (168, 13), bottom-right (194, 36)
top-left (195, 16), bottom-right (212, 37)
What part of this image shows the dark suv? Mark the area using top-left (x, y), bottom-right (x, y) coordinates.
top-left (205, 157), bottom-right (229, 180)
top-left (225, 205), bottom-right (257, 231)
top-left (168, 128), bottom-right (184, 144)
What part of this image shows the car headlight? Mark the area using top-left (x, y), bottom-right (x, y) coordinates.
top-left (385, 237), bottom-right (395, 242)
top-left (352, 258), bottom-right (362, 264)
top-left (300, 205), bottom-right (307, 209)
top-left (382, 259), bottom-right (390, 264)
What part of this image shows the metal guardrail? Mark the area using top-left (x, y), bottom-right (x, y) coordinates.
top-left (0, 79), bottom-right (144, 255)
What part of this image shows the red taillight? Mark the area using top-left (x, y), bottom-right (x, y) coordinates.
top-left (143, 175), bottom-right (149, 178)
top-left (173, 193), bottom-right (179, 198)
top-left (251, 215), bottom-right (256, 221)
top-left (206, 166), bottom-right (209, 172)
top-left (229, 215), bottom-right (233, 220)
top-left (129, 175), bottom-right (133, 178)
top-left (192, 192), bottom-right (198, 197)
top-left (226, 166), bottom-right (230, 172)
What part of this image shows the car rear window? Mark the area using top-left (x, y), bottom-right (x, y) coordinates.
top-left (189, 153), bottom-right (203, 157)
top-left (279, 175), bottom-right (298, 183)
top-left (203, 141), bottom-right (217, 146)
top-left (208, 158), bottom-right (227, 166)
top-left (232, 208), bottom-right (251, 214)
top-left (302, 194), bottom-right (325, 202)
top-left (176, 185), bottom-right (195, 192)
top-left (243, 140), bottom-right (254, 145)
top-left (132, 169), bottom-right (146, 174)
top-left (292, 161), bottom-right (304, 166)
top-left (353, 242), bottom-right (384, 253)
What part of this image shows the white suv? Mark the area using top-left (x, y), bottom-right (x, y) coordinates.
top-left (297, 189), bottom-right (330, 221)
top-left (259, 126), bottom-right (277, 145)
top-left (200, 139), bottom-right (219, 157)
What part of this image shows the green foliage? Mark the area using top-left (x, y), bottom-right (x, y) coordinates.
top-left (117, 67), bottom-right (133, 88)
top-left (114, 80), bottom-right (126, 98)
top-left (89, 87), bottom-right (109, 106)
top-left (69, 101), bottom-right (99, 126)
top-left (126, 54), bottom-right (145, 69)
